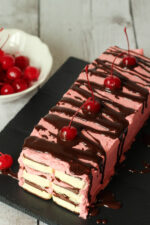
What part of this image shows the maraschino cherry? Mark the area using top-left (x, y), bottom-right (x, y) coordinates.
top-left (0, 34), bottom-right (15, 70)
top-left (13, 78), bottom-right (28, 92)
top-left (15, 55), bottom-right (29, 70)
top-left (0, 152), bottom-right (13, 170)
top-left (24, 66), bottom-right (40, 81)
top-left (83, 65), bottom-right (101, 114)
top-left (104, 55), bottom-right (121, 91)
top-left (122, 27), bottom-right (137, 68)
top-left (0, 49), bottom-right (4, 60)
top-left (7, 66), bottom-right (22, 80)
top-left (0, 84), bottom-right (14, 95)
top-left (59, 126), bottom-right (77, 142)
top-left (1, 54), bottom-right (15, 70)
top-left (59, 102), bottom-right (86, 141)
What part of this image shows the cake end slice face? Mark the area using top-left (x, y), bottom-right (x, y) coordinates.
top-left (18, 149), bottom-right (53, 200)
top-left (18, 46), bottom-right (150, 219)
top-left (18, 135), bottom-right (94, 218)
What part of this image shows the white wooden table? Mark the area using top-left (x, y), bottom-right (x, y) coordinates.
top-left (0, 0), bottom-right (149, 224)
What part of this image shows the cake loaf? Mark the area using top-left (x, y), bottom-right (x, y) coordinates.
top-left (18, 46), bottom-right (150, 218)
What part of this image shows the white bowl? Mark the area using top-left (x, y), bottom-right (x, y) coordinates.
top-left (0, 29), bottom-right (53, 102)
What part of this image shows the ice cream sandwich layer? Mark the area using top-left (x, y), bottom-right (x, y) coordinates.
top-left (53, 195), bottom-right (80, 213)
top-left (55, 170), bottom-right (85, 189)
top-left (22, 157), bottom-right (53, 174)
top-left (52, 183), bottom-right (82, 204)
top-left (23, 180), bottom-right (52, 199)
top-left (18, 47), bottom-right (150, 219)
top-left (22, 170), bottom-right (51, 188)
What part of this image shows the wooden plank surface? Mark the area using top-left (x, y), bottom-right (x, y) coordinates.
top-left (0, 0), bottom-right (38, 35)
top-left (131, 0), bottom-right (150, 57)
top-left (40, 0), bottom-right (136, 74)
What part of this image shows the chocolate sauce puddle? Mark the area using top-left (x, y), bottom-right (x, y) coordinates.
top-left (90, 190), bottom-right (122, 212)
top-left (89, 190), bottom-right (122, 224)
top-left (96, 218), bottom-right (108, 224)
top-left (128, 162), bottom-right (150, 174)
top-left (89, 207), bottom-right (100, 217)
top-left (142, 134), bottom-right (150, 146)
top-left (0, 168), bottom-right (18, 180)
top-left (96, 191), bottom-right (122, 210)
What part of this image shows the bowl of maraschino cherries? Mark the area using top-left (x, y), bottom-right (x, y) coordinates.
top-left (0, 28), bottom-right (53, 102)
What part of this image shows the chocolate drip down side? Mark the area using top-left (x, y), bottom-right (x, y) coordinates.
top-left (24, 136), bottom-right (94, 176)
top-left (43, 113), bottom-right (106, 183)
top-left (21, 46), bottom-right (150, 211)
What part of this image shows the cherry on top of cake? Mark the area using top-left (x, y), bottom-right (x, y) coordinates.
top-left (104, 54), bottom-right (122, 91)
top-left (104, 26), bottom-right (139, 91)
top-left (82, 65), bottom-right (101, 115)
top-left (122, 27), bottom-right (137, 68)
top-left (59, 65), bottom-right (101, 142)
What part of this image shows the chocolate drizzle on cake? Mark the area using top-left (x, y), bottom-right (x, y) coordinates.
top-left (24, 136), bottom-right (93, 176)
top-left (23, 46), bottom-right (150, 208)
top-left (35, 125), bottom-right (47, 131)
top-left (90, 60), bottom-right (148, 110)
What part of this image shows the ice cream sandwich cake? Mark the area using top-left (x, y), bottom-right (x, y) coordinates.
top-left (18, 43), bottom-right (150, 219)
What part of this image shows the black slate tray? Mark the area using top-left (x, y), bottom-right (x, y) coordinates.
top-left (0, 57), bottom-right (150, 225)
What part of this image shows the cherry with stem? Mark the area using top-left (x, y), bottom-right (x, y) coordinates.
top-left (0, 29), bottom-right (15, 70)
top-left (0, 34), bottom-right (9, 50)
top-left (85, 65), bottom-right (95, 102)
top-left (104, 54), bottom-right (122, 90)
top-left (83, 65), bottom-right (101, 114)
top-left (59, 101), bottom-right (87, 141)
top-left (122, 26), bottom-right (137, 67)
top-left (59, 65), bottom-right (102, 141)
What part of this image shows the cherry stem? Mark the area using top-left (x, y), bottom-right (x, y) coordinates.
top-left (0, 34), bottom-right (9, 49)
top-left (124, 27), bottom-right (130, 57)
top-left (111, 53), bottom-right (125, 77)
top-left (85, 65), bottom-right (95, 102)
top-left (68, 100), bottom-right (89, 128)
